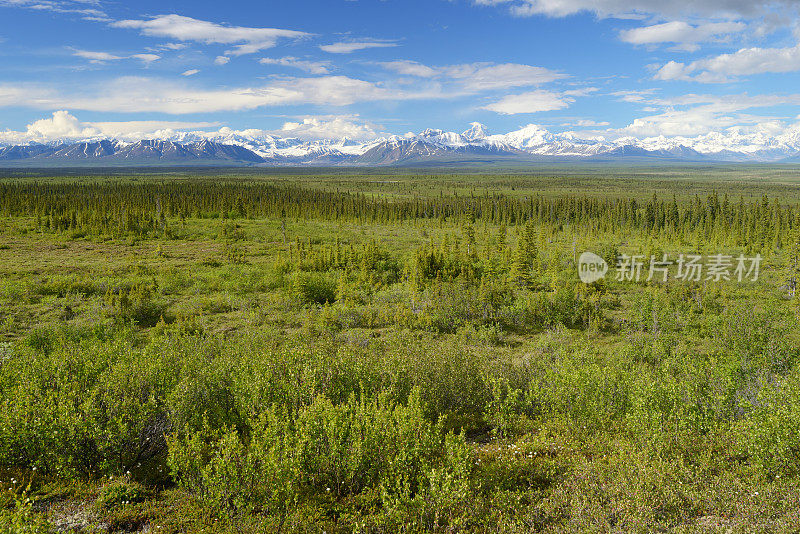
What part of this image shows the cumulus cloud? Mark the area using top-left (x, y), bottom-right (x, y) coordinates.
top-left (260, 57), bottom-right (331, 75)
top-left (319, 40), bottom-right (397, 54)
top-left (111, 15), bottom-right (310, 57)
top-left (482, 89), bottom-right (573, 114)
top-left (654, 43), bottom-right (800, 82)
top-left (618, 109), bottom-right (746, 136)
top-left (613, 92), bottom-right (800, 136)
top-left (24, 110), bottom-right (98, 139)
top-left (278, 116), bottom-right (379, 141)
top-left (0, 110), bottom-right (219, 144)
top-left (214, 56), bottom-right (230, 66)
top-left (0, 111), bottom-right (383, 148)
top-left (181, 69), bottom-right (200, 76)
top-left (7, 111), bottom-right (800, 157)
top-left (620, 21), bottom-right (746, 51)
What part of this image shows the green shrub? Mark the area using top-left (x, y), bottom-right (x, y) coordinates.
top-left (379, 431), bottom-right (474, 531)
top-left (167, 389), bottom-right (452, 521)
top-left (738, 370), bottom-right (800, 477)
top-left (104, 281), bottom-right (167, 327)
top-left (0, 474), bottom-right (51, 534)
top-left (292, 272), bottom-right (337, 305)
top-left (95, 479), bottom-right (150, 510)
top-left (0, 330), bottom-right (174, 478)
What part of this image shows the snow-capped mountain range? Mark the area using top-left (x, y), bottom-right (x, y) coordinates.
top-left (4, 122), bottom-right (800, 166)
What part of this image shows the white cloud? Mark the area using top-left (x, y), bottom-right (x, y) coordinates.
top-left (444, 63), bottom-right (565, 90)
top-left (131, 54), bottom-right (161, 64)
top-left (379, 60), bottom-right (439, 77)
top-left (618, 109), bottom-right (746, 136)
top-left (0, 76), bottom-right (439, 114)
top-left (0, 0), bottom-right (109, 21)
top-left (654, 43), bottom-right (800, 82)
top-left (620, 21), bottom-right (746, 51)
top-left (319, 40), bottom-right (397, 54)
top-left (613, 92), bottom-right (800, 136)
top-left (260, 57), bottom-right (331, 75)
top-left (0, 84), bottom-right (54, 108)
top-left (278, 115), bottom-right (379, 141)
top-left (0, 111), bottom-right (220, 144)
top-left (653, 92), bottom-right (800, 112)
top-left (111, 14), bottom-right (310, 56)
top-left (9, 111), bottom-right (800, 161)
top-left (72, 49), bottom-right (161, 64)
top-left (380, 61), bottom-right (565, 90)
top-left (474, 0), bottom-right (795, 21)
top-left (72, 50), bottom-right (126, 63)
top-left (160, 43), bottom-right (188, 51)
top-left (483, 89), bottom-right (573, 114)
top-left (611, 89), bottom-right (657, 103)
top-left (565, 119), bottom-right (611, 127)
top-left (214, 56), bottom-right (230, 66)
top-left (0, 111), bottom-right (379, 146)
top-left (88, 119), bottom-right (219, 137)
top-left (25, 110), bottom-right (97, 139)
top-left (653, 61), bottom-right (694, 81)
top-left (0, 59), bottom-right (567, 116)
top-left (563, 87), bottom-right (598, 97)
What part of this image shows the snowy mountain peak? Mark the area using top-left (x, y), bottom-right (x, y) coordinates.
top-left (462, 122), bottom-right (489, 141)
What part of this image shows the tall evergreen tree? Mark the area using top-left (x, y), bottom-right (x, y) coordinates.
top-left (509, 221), bottom-right (538, 289)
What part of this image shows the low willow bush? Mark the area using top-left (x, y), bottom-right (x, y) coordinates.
top-left (737, 368), bottom-right (800, 477)
top-left (3, 308), bottom-right (797, 481)
top-left (2, 298), bottom-right (800, 529)
top-left (0, 325), bottom-right (488, 482)
top-left (291, 271), bottom-right (338, 305)
top-left (167, 390), bottom-right (471, 522)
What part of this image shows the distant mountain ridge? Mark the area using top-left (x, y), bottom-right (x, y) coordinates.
top-left (4, 122), bottom-right (800, 166)
top-left (0, 139), bottom-right (264, 165)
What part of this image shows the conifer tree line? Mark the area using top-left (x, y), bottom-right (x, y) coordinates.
top-left (1, 180), bottom-right (798, 249)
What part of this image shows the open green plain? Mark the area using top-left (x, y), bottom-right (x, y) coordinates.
top-left (2, 167), bottom-right (800, 532)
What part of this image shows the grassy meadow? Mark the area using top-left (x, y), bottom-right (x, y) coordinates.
top-left (1, 168), bottom-right (800, 532)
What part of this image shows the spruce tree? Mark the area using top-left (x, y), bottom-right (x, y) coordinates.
top-left (787, 229), bottom-right (800, 298)
top-left (509, 221), bottom-right (537, 289)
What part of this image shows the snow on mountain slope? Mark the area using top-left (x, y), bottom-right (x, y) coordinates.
top-left (3, 122), bottom-right (800, 164)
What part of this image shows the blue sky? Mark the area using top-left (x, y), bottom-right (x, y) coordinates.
top-left (2, 0), bottom-right (800, 143)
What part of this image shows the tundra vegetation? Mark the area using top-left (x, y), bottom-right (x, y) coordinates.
top-left (1, 170), bottom-right (800, 532)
